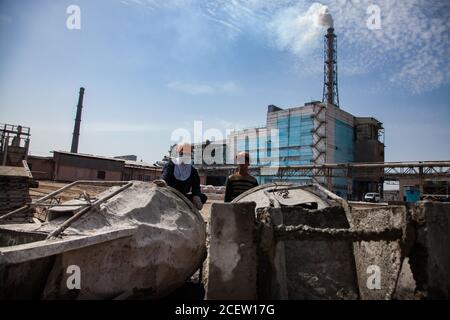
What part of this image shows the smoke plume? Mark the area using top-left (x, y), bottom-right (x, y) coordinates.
top-left (315, 5), bottom-right (333, 28)
top-left (270, 2), bottom-right (333, 55)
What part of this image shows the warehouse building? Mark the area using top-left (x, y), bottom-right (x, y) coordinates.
top-left (27, 151), bottom-right (161, 182)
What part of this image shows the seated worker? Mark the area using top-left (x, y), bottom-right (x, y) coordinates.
top-left (156, 142), bottom-right (207, 210)
top-left (224, 151), bottom-right (258, 202)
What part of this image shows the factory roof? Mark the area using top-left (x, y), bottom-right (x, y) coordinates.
top-left (53, 151), bottom-right (125, 162)
top-left (355, 117), bottom-right (384, 128)
top-left (28, 154), bottom-right (53, 160)
top-left (52, 151), bottom-right (160, 170)
top-left (124, 160), bottom-right (161, 170)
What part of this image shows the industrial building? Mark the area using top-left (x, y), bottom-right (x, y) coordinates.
top-left (23, 87), bottom-right (162, 183)
top-left (225, 102), bottom-right (384, 198)
top-left (195, 28), bottom-right (385, 199)
top-left (27, 151), bottom-right (161, 182)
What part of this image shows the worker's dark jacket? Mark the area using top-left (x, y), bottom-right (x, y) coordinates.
top-left (161, 161), bottom-right (202, 197)
top-left (224, 173), bottom-right (259, 202)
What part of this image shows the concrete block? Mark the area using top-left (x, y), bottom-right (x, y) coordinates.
top-left (256, 207), bottom-right (288, 300)
top-left (278, 206), bottom-right (359, 299)
top-left (410, 202), bottom-right (450, 299)
top-left (204, 202), bottom-right (257, 300)
top-left (350, 206), bottom-right (407, 300)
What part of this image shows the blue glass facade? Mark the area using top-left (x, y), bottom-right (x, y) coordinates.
top-left (235, 113), bottom-right (316, 184)
top-left (232, 106), bottom-right (359, 190)
top-left (276, 115), bottom-right (314, 166)
top-left (333, 119), bottom-right (354, 197)
top-left (236, 115), bottom-right (314, 167)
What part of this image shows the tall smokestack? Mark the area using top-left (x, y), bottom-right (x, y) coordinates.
top-left (70, 87), bottom-right (85, 153)
top-left (322, 28), bottom-right (339, 107)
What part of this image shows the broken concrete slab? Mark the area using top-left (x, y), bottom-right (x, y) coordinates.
top-left (204, 202), bottom-right (257, 300)
top-left (349, 205), bottom-right (408, 300)
top-left (232, 183), bottom-right (334, 210)
top-left (258, 206), bottom-right (359, 300)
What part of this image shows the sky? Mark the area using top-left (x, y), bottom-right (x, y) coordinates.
top-left (0, 0), bottom-right (449, 164)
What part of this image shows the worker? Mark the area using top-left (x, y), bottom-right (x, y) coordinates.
top-left (155, 142), bottom-right (207, 210)
top-left (224, 151), bottom-right (258, 202)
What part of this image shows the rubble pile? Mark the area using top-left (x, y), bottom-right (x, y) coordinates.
top-left (201, 185), bottom-right (225, 194)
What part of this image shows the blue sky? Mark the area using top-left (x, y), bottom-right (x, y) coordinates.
top-left (0, 0), bottom-right (449, 164)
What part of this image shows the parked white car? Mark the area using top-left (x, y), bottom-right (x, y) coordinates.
top-left (364, 192), bottom-right (381, 203)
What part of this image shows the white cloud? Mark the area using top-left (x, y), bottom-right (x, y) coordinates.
top-left (207, 0), bottom-right (450, 93)
top-left (167, 81), bottom-right (240, 95)
top-left (326, 0), bottom-right (450, 94)
top-left (389, 48), bottom-right (446, 94)
top-left (267, 0), bottom-right (450, 94)
top-left (119, 0), bottom-right (450, 94)
top-left (202, 13), bottom-right (242, 33)
top-left (120, 0), bottom-right (191, 11)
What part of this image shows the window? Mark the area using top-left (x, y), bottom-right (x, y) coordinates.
top-left (97, 171), bottom-right (106, 179)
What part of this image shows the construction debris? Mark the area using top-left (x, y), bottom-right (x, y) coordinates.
top-left (201, 185), bottom-right (225, 195)
top-left (1, 179), bottom-right (449, 300)
top-left (0, 181), bottom-right (206, 299)
top-left (200, 183), bottom-right (450, 300)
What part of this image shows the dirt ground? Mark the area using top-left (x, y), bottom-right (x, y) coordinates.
top-left (200, 195), bottom-right (223, 221)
